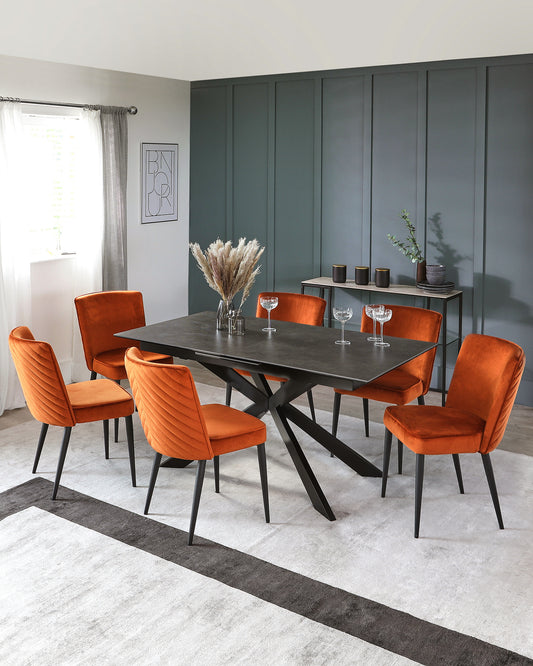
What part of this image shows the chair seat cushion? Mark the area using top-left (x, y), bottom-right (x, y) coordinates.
top-left (93, 348), bottom-right (172, 380)
top-left (67, 379), bottom-right (134, 423)
top-left (384, 405), bottom-right (485, 455)
top-left (336, 369), bottom-right (424, 405)
top-left (202, 404), bottom-right (266, 456)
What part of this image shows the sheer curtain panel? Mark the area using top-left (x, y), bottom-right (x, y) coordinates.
top-left (0, 102), bottom-right (31, 413)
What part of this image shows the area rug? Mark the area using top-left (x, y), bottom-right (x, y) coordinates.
top-left (0, 383), bottom-right (532, 665)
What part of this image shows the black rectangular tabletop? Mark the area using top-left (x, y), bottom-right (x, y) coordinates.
top-left (117, 310), bottom-right (435, 392)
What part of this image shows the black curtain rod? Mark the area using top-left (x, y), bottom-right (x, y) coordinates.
top-left (0, 96), bottom-right (138, 115)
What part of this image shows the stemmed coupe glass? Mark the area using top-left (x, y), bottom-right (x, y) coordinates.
top-left (333, 305), bottom-right (353, 345)
top-left (374, 308), bottom-right (392, 347)
top-left (365, 304), bottom-right (385, 342)
top-left (260, 296), bottom-right (278, 332)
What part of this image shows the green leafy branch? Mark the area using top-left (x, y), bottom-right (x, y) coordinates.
top-left (387, 209), bottom-right (424, 263)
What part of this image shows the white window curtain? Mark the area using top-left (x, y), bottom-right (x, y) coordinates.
top-left (0, 102), bottom-right (32, 413)
top-left (0, 104), bottom-right (105, 413)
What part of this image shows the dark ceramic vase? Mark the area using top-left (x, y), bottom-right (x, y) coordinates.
top-left (416, 260), bottom-right (426, 283)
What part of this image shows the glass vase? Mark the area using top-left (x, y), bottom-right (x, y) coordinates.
top-left (216, 299), bottom-right (234, 330)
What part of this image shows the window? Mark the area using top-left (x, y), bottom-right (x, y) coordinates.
top-left (22, 107), bottom-right (84, 258)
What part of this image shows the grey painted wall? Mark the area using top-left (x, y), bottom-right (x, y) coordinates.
top-left (190, 54), bottom-right (533, 405)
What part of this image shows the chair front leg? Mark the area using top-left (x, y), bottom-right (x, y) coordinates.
top-left (362, 398), bottom-right (369, 437)
top-left (481, 453), bottom-right (504, 529)
top-left (103, 420), bottom-right (110, 459)
top-left (414, 454), bottom-right (425, 538)
top-left (52, 426), bottom-right (72, 500)
top-left (189, 460), bottom-right (206, 545)
top-left (144, 452), bottom-right (162, 514)
top-left (33, 423), bottom-right (49, 473)
top-left (382, 428), bottom-right (393, 498)
top-left (257, 443), bottom-right (270, 523)
top-left (125, 414), bottom-right (136, 487)
top-left (225, 383), bottom-right (232, 407)
top-left (214, 455), bottom-right (220, 493)
top-left (452, 454), bottom-right (464, 494)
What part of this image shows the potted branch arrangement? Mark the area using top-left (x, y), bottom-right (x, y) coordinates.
top-left (190, 237), bottom-right (264, 331)
top-left (387, 209), bottom-right (426, 283)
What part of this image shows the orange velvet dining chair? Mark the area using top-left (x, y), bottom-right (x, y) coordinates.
top-left (332, 304), bottom-right (442, 472)
top-left (226, 291), bottom-right (327, 420)
top-left (125, 347), bottom-right (270, 545)
top-left (9, 326), bottom-right (136, 500)
top-left (382, 333), bottom-right (525, 538)
top-left (75, 290), bottom-right (173, 444)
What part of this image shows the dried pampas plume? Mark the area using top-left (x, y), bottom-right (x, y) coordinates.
top-left (190, 238), bottom-right (264, 314)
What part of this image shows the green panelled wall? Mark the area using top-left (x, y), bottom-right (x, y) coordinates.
top-left (190, 54), bottom-right (533, 405)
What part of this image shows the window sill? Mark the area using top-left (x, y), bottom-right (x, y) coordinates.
top-left (30, 253), bottom-right (77, 265)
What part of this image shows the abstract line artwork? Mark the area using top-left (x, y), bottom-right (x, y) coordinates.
top-left (141, 143), bottom-right (178, 223)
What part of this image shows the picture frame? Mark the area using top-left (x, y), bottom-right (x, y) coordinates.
top-left (141, 142), bottom-right (178, 223)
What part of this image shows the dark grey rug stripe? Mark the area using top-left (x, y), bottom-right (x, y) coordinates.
top-left (2, 478), bottom-right (531, 666)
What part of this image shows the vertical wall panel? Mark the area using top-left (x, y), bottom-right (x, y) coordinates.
top-left (233, 83), bottom-right (270, 312)
top-left (321, 76), bottom-right (366, 275)
top-left (485, 63), bottom-right (533, 404)
top-left (189, 86), bottom-right (228, 312)
top-left (372, 72), bottom-right (420, 284)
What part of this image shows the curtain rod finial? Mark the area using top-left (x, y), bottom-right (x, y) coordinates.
top-left (128, 106), bottom-right (138, 115)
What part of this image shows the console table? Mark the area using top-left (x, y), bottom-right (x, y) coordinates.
top-left (301, 277), bottom-right (463, 405)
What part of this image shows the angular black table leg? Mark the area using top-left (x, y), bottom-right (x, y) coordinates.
top-left (270, 405), bottom-right (336, 521)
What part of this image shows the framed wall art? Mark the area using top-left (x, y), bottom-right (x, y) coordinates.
top-left (141, 142), bottom-right (178, 223)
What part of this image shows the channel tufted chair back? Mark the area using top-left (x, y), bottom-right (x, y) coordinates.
top-left (125, 347), bottom-right (270, 545)
top-left (9, 326), bottom-right (136, 500)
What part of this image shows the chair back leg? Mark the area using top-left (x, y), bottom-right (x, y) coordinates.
top-left (414, 454), bottom-right (425, 538)
top-left (144, 452), bottom-right (162, 514)
top-left (256, 443), bottom-right (270, 523)
top-left (33, 423), bottom-right (49, 473)
top-left (225, 383), bottom-right (232, 406)
top-left (362, 398), bottom-right (370, 437)
top-left (125, 415), bottom-right (136, 487)
top-left (481, 453), bottom-right (504, 529)
top-left (306, 390), bottom-right (316, 422)
top-left (381, 428), bottom-right (393, 497)
top-left (52, 426), bottom-right (73, 500)
top-left (189, 460), bottom-right (206, 545)
top-left (452, 454), bottom-right (464, 494)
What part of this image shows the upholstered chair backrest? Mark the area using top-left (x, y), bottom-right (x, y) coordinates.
top-left (361, 304), bottom-right (442, 394)
top-left (125, 347), bottom-right (214, 460)
top-left (75, 291), bottom-right (146, 371)
top-left (9, 326), bottom-right (75, 427)
top-left (256, 292), bottom-right (326, 326)
top-left (446, 334), bottom-right (525, 454)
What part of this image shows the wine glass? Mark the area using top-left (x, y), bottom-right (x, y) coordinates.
top-left (260, 296), bottom-right (278, 332)
top-left (333, 305), bottom-right (353, 345)
top-left (365, 304), bottom-right (385, 341)
top-left (374, 308), bottom-right (392, 347)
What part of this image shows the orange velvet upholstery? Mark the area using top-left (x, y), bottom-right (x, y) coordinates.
top-left (9, 326), bottom-right (136, 499)
top-left (332, 305), bottom-right (442, 444)
top-left (75, 290), bottom-right (172, 381)
top-left (125, 347), bottom-right (269, 544)
top-left (382, 334), bottom-right (525, 537)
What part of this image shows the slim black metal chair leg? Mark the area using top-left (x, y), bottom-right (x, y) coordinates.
top-left (144, 452), bottom-right (162, 514)
top-left (103, 420), bottom-right (110, 459)
top-left (307, 390), bottom-right (316, 422)
top-left (452, 454), bottom-right (464, 494)
top-left (382, 429), bottom-right (393, 497)
top-left (33, 423), bottom-right (49, 473)
top-left (397, 439), bottom-right (403, 475)
top-left (414, 454), bottom-right (425, 538)
top-left (363, 398), bottom-right (369, 437)
top-left (214, 455), bottom-right (220, 493)
top-left (189, 460), bottom-right (206, 545)
top-left (225, 383), bottom-right (232, 407)
top-left (257, 443), bottom-right (270, 523)
top-left (52, 426), bottom-right (72, 500)
top-left (481, 453), bottom-right (504, 529)
top-left (90, 371), bottom-right (97, 380)
top-left (114, 380), bottom-right (121, 442)
top-left (125, 415), bottom-right (136, 487)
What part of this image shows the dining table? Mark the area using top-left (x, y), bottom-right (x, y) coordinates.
top-left (116, 311), bottom-right (436, 521)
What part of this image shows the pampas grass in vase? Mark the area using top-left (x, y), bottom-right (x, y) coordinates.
top-left (189, 238), bottom-right (264, 330)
